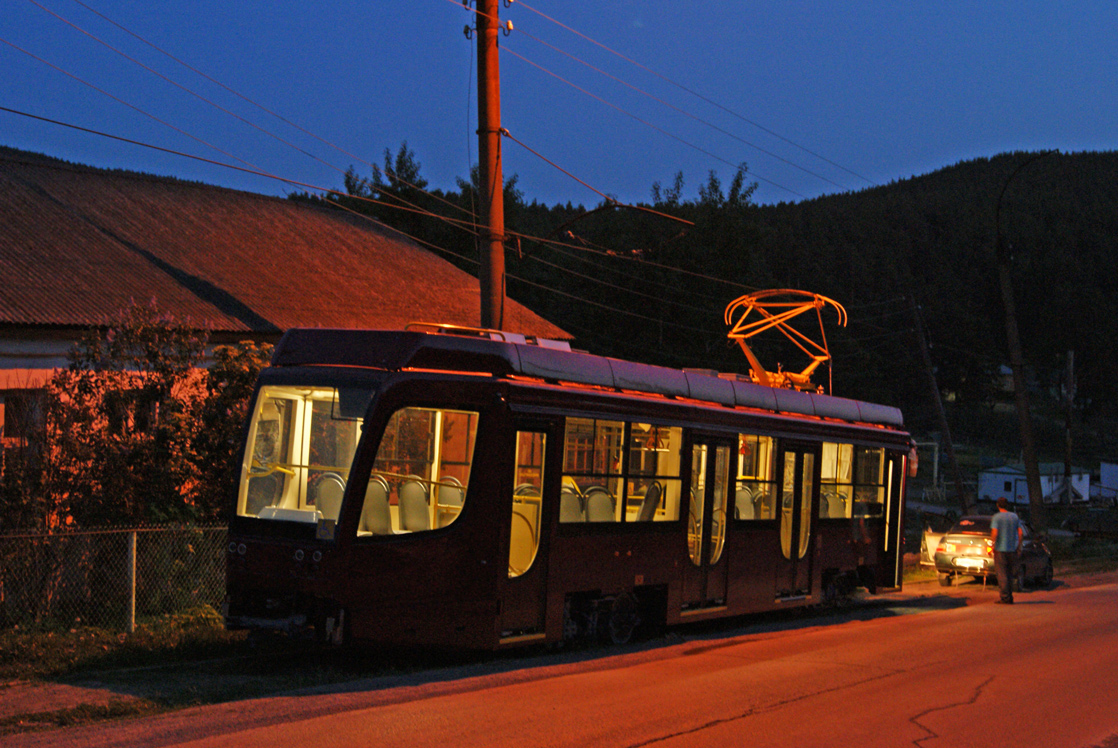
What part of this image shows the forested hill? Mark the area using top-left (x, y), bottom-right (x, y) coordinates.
top-left (305, 148), bottom-right (1118, 455)
top-left (746, 151), bottom-right (1118, 425)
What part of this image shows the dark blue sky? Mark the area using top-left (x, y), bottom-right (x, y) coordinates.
top-left (4, 1), bottom-right (1116, 207)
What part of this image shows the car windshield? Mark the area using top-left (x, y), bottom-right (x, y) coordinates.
top-left (947, 516), bottom-right (991, 535)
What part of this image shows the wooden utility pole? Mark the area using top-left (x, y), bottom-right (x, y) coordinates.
top-left (995, 151), bottom-right (1052, 530)
top-left (476, 0), bottom-right (506, 329)
top-left (909, 295), bottom-right (971, 515)
top-left (1064, 350), bottom-right (1075, 503)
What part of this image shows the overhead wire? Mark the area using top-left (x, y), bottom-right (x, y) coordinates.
top-left (501, 46), bottom-right (805, 200)
top-left (0, 35), bottom-right (262, 174)
top-left (510, 227), bottom-right (760, 292)
top-left (53, 0), bottom-right (477, 221)
top-left (0, 105), bottom-right (476, 229)
top-left (8, 3), bottom-right (822, 330)
top-left (9, 4), bottom-right (486, 239)
top-left (1, 101), bottom-right (748, 320)
top-left (514, 244), bottom-right (726, 316)
top-left (518, 235), bottom-right (743, 303)
top-left (514, 0), bottom-right (876, 186)
top-left (501, 130), bottom-right (692, 226)
top-left (0, 105), bottom-right (734, 334)
top-left (510, 25), bottom-right (849, 191)
top-left (27, 0), bottom-right (345, 179)
top-left (451, 0), bottom-right (803, 199)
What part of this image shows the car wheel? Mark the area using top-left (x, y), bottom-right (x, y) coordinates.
top-left (938, 573), bottom-right (952, 587)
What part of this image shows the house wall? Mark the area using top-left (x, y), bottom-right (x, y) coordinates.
top-left (978, 467), bottom-right (1090, 505)
top-left (978, 470), bottom-right (1029, 505)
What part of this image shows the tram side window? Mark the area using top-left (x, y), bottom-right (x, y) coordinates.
top-left (819, 442), bottom-right (854, 518)
top-left (238, 386), bottom-right (369, 523)
top-left (561, 417), bottom-right (623, 522)
top-left (735, 434), bottom-right (776, 520)
top-left (853, 447), bottom-right (886, 517)
top-left (627, 424), bottom-right (683, 522)
top-left (358, 407), bottom-right (479, 536)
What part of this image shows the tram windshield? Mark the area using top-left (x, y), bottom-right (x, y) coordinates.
top-left (238, 385), bottom-right (372, 523)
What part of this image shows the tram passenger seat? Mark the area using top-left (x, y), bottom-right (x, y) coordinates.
top-left (313, 472), bottom-right (346, 522)
top-left (637, 481), bottom-right (662, 522)
top-left (359, 476), bottom-right (393, 535)
top-left (585, 486), bottom-right (615, 522)
top-left (438, 476), bottom-right (465, 527)
top-left (735, 486), bottom-right (754, 520)
top-left (560, 486), bottom-right (585, 522)
top-left (399, 477), bottom-right (431, 532)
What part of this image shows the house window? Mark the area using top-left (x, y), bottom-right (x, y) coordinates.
top-left (1, 391), bottom-right (45, 445)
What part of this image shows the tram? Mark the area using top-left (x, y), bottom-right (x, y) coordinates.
top-left (224, 324), bottom-right (914, 649)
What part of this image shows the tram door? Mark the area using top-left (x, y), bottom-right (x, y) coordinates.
top-left (682, 439), bottom-right (732, 610)
top-left (775, 441), bottom-right (820, 598)
top-left (501, 423), bottom-right (555, 641)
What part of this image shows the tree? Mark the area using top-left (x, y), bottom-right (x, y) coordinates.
top-left (0, 301), bottom-right (272, 529)
top-left (189, 341), bottom-right (273, 521)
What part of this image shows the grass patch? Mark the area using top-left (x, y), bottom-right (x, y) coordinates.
top-left (0, 699), bottom-right (160, 737)
top-left (903, 565), bottom-right (938, 583)
top-left (0, 605), bottom-right (246, 682)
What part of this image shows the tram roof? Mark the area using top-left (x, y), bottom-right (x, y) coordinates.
top-left (272, 327), bottom-right (904, 430)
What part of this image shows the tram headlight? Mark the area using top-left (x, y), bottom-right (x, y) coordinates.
top-left (294, 549), bottom-right (305, 562)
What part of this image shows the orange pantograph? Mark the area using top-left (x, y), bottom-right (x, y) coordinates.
top-left (724, 289), bottom-right (847, 394)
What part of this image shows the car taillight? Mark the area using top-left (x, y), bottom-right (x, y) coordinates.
top-left (936, 542), bottom-right (946, 553)
top-left (985, 539), bottom-right (994, 555)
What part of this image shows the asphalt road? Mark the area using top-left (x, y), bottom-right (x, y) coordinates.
top-left (8, 577), bottom-right (1118, 748)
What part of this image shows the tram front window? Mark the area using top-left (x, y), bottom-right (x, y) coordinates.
top-left (238, 385), bottom-right (371, 523)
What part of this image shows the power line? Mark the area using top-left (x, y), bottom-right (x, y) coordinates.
top-left (501, 130), bottom-right (692, 227)
top-left (0, 104), bottom-right (481, 234)
top-left (55, 0), bottom-right (476, 221)
top-left (1, 105), bottom-right (742, 332)
top-left (28, 0), bottom-right (344, 178)
top-left (502, 46), bottom-right (805, 199)
top-left (511, 26), bottom-right (850, 191)
top-left (515, 0), bottom-right (875, 186)
top-left (1, 35), bottom-right (261, 173)
top-left (2, 14), bottom-right (480, 233)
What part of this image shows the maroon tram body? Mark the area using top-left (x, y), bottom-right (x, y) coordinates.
top-left (224, 327), bottom-right (911, 649)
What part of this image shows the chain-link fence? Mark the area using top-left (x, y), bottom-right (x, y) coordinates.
top-left (0, 525), bottom-right (226, 631)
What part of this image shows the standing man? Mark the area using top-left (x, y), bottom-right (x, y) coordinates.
top-left (991, 497), bottom-right (1024, 604)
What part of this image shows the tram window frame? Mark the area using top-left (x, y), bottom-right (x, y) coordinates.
top-left (733, 434), bottom-right (777, 520)
top-left (852, 446), bottom-right (887, 518)
top-left (819, 442), bottom-right (854, 519)
top-left (356, 405), bottom-right (480, 537)
top-left (560, 418), bottom-right (683, 523)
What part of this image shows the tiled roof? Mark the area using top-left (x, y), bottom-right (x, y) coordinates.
top-left (0, 147), bottom-right (567, 339)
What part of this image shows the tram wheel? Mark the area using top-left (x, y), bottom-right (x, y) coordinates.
top-left (605, 592), bottom-right (641, 645)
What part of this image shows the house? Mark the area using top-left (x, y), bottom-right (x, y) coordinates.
top-left (1095, 462), bottom-right (1118, 506)
top-left (977, 463), bottom-right (1091, 506)
top-left (0, 146), bottom-right (567, 446)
